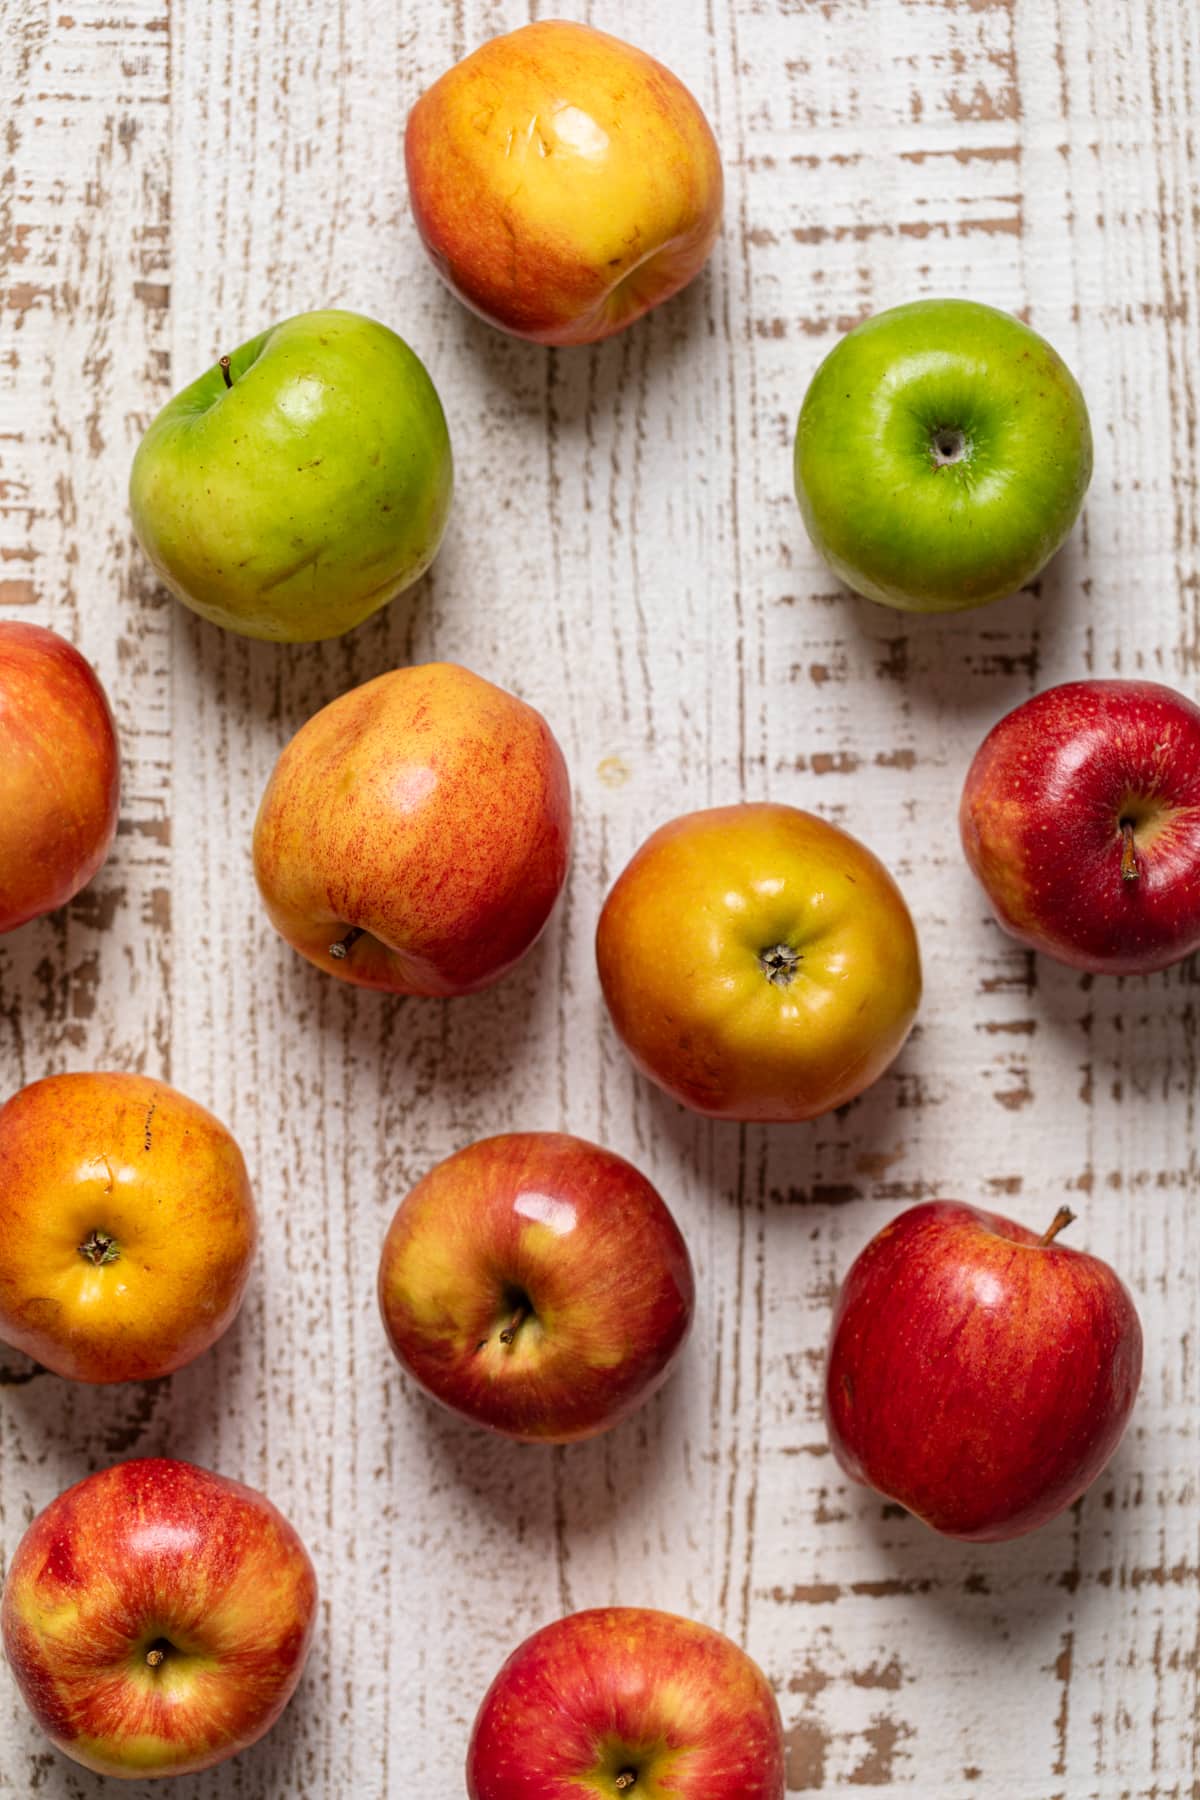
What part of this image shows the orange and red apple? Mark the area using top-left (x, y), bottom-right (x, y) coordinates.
top-left (378, 1132), bottom-right (693, 1443)
top-left (466, 1607), bottom-right (785, 1798)
top-left (2, 1457), bottom-right (317, 1779)
top-left (252, 661), bottom-right (571, 996)
top-left (596, 801), bottom-right (921, 1121)
top-left (0, 620), bottom-right (120, 934)
top-left (961, 678), bottom-right (1200, 974)
top-left (406, 21), bottom-right (723, 346)
top-left (824, 1201), bottom-right (1143, 1541)
top-left (0, 1072), bottom-right (256, 1383)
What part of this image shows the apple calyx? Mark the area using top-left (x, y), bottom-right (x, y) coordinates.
top-left (329, 925), bottom-right (365, 961)
top-left (759, 943), bottom-right (800, 989)
top-left (78, 1228), bottom-right (120, 1267)
top-left (219, 355), bottom-right (233, 390)
top-left (1119, 818), bottom-right (1140, 882)
top-left (1039, 1205), bottom-right (1076, 1247)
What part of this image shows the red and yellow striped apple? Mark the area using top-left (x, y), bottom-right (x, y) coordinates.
top-left (466, 1608), bottom-right (785, 1798)
top-left (824, 1201), bottom-right (1143, 1541)
top-left (596, 802), bottom-right (921, 1121)
top-left (406, 21), bottom-right (723, 347)
top-left (0, 621), bottom-right (119, 934)
top-left (2, 1458), bottom-right (317, 1779)
top-left (252, 662), bottom-right (571, 996)
top-left (0, 1072), bottom-right (256, 1384)
top-left (378, 1132), bottom-right (693, 1443)
top-left (961, 678), bottom-right (1200, 974)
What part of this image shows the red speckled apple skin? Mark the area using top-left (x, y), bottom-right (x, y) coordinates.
top-left (824, 1201), bottom-right (1143, 1542)
top-left (466, 1607), bottom-right (786, 1799)
top-left (960, 678), bottom-right (1200, 974)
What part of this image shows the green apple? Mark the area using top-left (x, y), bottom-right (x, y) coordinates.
top-left (793, 298), bottom-right (1092, 613)
top-left (130, 309), bottom-right (453, 642)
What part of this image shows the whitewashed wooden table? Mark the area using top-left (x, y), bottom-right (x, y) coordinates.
top-left (2, 2), bottom-right (1198, 1794)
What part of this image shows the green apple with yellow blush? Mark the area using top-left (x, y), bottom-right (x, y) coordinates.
top-left (129, 308), bottom-right (453, 642)
top-left (794, 298), bottom-right (1093, 613)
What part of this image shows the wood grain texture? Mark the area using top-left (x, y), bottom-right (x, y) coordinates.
top-left (1, 0), bottom-right (1197, 1793)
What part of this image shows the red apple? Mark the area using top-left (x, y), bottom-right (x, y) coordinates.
top-left (2, 1457), bottom-right (317, 1778)
top-left (0, 621), bottom-right (120, 933)
top-left (378, 1132), bottom-right (693, 1442)
top-left (406, 21), bottom-right (723, 346)
top-left (466, 1608), bottom-right (785, 1799)
top-left (252, 661), bottom-right (571, 996)
top-left (960, 677), bottom-right (1200, 974)
top-left (824, 1201), bottom-right (1143, 1541)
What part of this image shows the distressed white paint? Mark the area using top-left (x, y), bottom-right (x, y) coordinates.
top-left (1, 0), bottom-right (1197, 1794)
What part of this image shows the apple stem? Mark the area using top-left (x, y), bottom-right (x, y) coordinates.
top-left (146, 1648), bottom-right (166, 1668)
top-left (615, 1776), bottom-right (637, 1793)
top-left (219, 355), bottom-right (233, 390)
top-left (329, 926), bottom-right (364, 961)
top-left (1120, 818), bottom-right (1139, 882)
top-left (498, 1305), bottom-right (528, 1347)
top-left (1039, 1206), bottom-right (1076, 1247)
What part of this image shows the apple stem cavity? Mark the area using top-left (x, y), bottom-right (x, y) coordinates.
top-left (219, 355), bottom-right (233, 390)
top-left (930, 426), bottom-right (968, 467)
top-left (78, 1228), bottom-right (120, 1267)
top-left (759, 943), bottom-right (800, 988)
top-left (1120, 818), bottom-right (1140, 882)
top-left (1039, 1206), bottom-right (1076, 1248)
top-left (329, 926), bottom-right (365, 961)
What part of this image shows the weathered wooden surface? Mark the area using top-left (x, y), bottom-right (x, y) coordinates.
top-left (1, 0), bottom-right (1198, 1793)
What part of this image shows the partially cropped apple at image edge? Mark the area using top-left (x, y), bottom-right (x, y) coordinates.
top-left (467, 1608), bottom-right (785, 1799)
top-left (130, 308), bottom-right (453, 641)
top-left (0, 1071), bottom-right (256, 1384)
top-left (961, 677), bottom-right (1200, 974)
top-left (824, 1201), bottom-right (1142, 1541)
top-left (253, 661), bottom-right (571, 996)
top-left (406, 20), bottom-right (723, 346)
top-left (379, 1132), bottom-right (693, 1443)
top-left (596, 801), bottom-right (921, 1121)
top-left (794, 298), bottom-right (1093, 612)
top-left (0, 620), bottom-right (119, 934)
top-left (2, 1457), bottom-right (317, 1779)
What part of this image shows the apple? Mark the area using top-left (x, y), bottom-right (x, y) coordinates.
top-left (961, 677), bottom-right (1200, 974)
top-left (0, 1071), bottom-right (256, 1383)
top-left (129, 308), bottom-right (453, 641)
top-left (0, 621), bottom-right (119, 933)
top-left (2, 1457), bottom-right (317, 1778)
top-left (406, 21), bottom-right (723, 347)
top-left (824, 1201), bottom-right (1143, 1541)
top-left (794, 298), bottom-right (1093, 612)
top-left (595, 802), bottom-right (921, 1121)
top-left (378, 1131), bottom-right (693, 1443)
top-left (253, 661), bottom-right (571, 996)
top-left (466, 1607), bottom-right (785, 1799)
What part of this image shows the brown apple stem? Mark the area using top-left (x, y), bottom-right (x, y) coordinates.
top-left (615, 1777), bottom-right (637, 1793)
top-left (146, 1648), bottom-right (166, 1668)
top-left (329, 926), bottom-right (365, 961)
top-left (498, 1305), bottom-right (528, 1347)
top-left (219, 355), bottom-right (233, 389)
top-left (1120, 819), bottom-right (1139, 882)
top-left (1039, 1206), bottom-right (1076, 1247)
